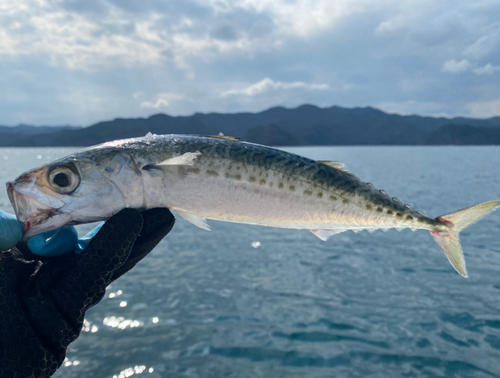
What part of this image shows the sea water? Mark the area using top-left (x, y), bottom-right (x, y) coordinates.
top-left (1, 146), bottom-right (500, 378)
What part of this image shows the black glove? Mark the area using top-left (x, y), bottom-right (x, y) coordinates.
top-left (0, 208), bottom-right (175, 378)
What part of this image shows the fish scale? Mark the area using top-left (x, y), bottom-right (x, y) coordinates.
top-left (6, 134), bottom-right (500, 278)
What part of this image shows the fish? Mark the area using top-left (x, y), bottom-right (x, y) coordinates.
top-left (6, 133), bottom-right (500, 277)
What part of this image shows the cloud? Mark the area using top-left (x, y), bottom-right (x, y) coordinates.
top-left (473, 63), bottom-right (500, 75)
top-left (374, 2), bottom-right (473, 54)
top-left (0, 0), bottom-right (385, 72)
top-left (0, 0), bottom-right (273, 71)
top-left (442, 59), bottom-right (471, 73)
top-left (210, 0), bottom-right (378, 36)
top-left (441, 59), bottom-right (500, 76)
top-left (466, 97), bottom-right (500, 118)
top-left (463, 29), bottom-right (500, 60)
top-left (139, 93), bottom-right (186, 108)
top-left (2, 0), bottom-right (500, 125)
top-left (221, 77), bottom-right (329, 97)
top-left (0, 3), bottom-right (166, 70)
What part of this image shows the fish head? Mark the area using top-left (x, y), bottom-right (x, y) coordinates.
top-left (7, 151), bottom-right (143, 240)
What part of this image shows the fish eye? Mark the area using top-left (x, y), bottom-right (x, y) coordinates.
top-left (48, 165), bottom-right (80, 194)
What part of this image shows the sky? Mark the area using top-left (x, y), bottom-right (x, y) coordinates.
top-left (1, 0), bottom-right (500, 126)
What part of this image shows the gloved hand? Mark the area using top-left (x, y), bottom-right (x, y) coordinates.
top-left (0, 208), bottom-right (175, 378)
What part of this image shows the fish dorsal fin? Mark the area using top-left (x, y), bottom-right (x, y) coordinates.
top-left (319, 160), bottom-right (344, 169)
top-left (143, 151), bottom-right (201, 171)
top-left (203, 134), bottom-right (240, 141)
top-left (175, 210), bottom-right (211, 231)
top-left (319, 161), bottom-right (360, 180)
top-left (311, 229), bottom-right (346, 241)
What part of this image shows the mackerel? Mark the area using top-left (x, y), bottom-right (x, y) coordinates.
top-left (7, 134), bottom-right (500, 277)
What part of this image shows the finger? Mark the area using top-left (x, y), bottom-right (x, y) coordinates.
top-left (52, 208), bottom-right (143, 320)
top-left (136, 208), bottom-right (175, 248)
top-left (110, 208), bottom-right (175, 281)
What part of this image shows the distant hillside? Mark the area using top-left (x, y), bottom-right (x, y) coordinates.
top-left (244, 124), bottom-right (300, 146)
top-left (0, 124), bottom-right (80, 135)
top-left (426, 124), bottom-right (500, 145)
top-left (1, 105), bottom-right (500, 147)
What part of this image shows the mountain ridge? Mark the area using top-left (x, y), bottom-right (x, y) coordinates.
top-left (2, 105), bottom-right (500, 146)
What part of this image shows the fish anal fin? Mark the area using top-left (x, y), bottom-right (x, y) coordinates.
top-left (311, 229), bottom-right (346, 241)
top-left (143, 151), bottom-right (201, 172)
top-left (176, 210), bottom-right (211, 231)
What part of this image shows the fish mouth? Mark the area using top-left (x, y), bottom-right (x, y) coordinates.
top-left (7, 182), bottom-right (62, 239)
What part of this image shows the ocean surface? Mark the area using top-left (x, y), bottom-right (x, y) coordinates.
top-left (1, 146), bottom-right (500, 378)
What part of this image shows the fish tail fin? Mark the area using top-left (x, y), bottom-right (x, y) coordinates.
top-left (431, 200), bottom-right (500, 278)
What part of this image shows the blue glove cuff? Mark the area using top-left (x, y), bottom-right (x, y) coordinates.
top-left (0, 212), bottom-right (23, 251)
top-left (27, 227), bottom-right (79, 257)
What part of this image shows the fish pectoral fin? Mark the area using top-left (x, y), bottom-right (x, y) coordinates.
top-left (156, 152), bottom-right (201, 166)
top-left (310, 229), bottom-right (346, 241)
top-left (143, 152), bottom-right (201, 172)
top-left (175, 210), bottom-right (211, 231)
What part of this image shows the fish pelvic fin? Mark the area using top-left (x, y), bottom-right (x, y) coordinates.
top-left (431, 200), bottom-right (500, 278)
top-left (175, 210), bottom-right (211, 231)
